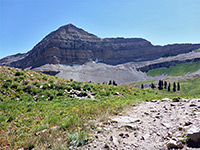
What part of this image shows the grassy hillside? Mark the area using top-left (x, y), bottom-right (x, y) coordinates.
top-left (147, 61), bottom-right (200, 77)
top-left (0, 66), bottom-right (166, 149)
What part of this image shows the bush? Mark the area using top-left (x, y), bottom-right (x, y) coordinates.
top-left (42, 83), bottom-right (49, 90)
top-left (72, 81), bottom-right (81, 91)
top-left (57, 89), bottom-right (65, 96)
top-left (14, 77), bottom-right (19, 82)
top-left (3, 81), bottom-right (12, 88)
top-left (23, 80), bottom-right (30, 85)
top-left (15, 71), bottom-right (24, 76)
top-left (6, 79), bottom-right (13, 84)
top-left (42, 76), bottom-right (48, 81)
top-left (83, 84), bottom-right (92, 91)
top-left (11, 83), bottom-right (19, 89)
top-left (48, 79), bottom-right (54, 83)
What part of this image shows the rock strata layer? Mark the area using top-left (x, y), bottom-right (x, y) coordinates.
top-left (0, 24), bottom-right (200, 69)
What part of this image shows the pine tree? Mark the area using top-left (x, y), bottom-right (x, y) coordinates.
top-left (173, 82), bottom-right (176, 92)
top-left (141, 84), bottom-right (144, 89)
top-left (113, 80), bottom-right (117, 86)
top-left (158, 80), bottom-right (163, 90)
top-left (108, 80), bottom-right (112, 85)
top-left (168, 83), bottom-right (171, 92)
top-left (164, 81), bottom-right (167, 89)
top-left (150, 83), bottom-right (156, 89)
top-left (177, 82), bottom-right (180, 91)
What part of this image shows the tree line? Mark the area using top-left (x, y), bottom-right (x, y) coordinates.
top-left (141, 80), bottom-right (180, 92)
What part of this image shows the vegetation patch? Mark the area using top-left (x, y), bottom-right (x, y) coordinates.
top-left (147, 61), bottom-right (200, 76)
top-left (0, 66), bottom-right (166, 149)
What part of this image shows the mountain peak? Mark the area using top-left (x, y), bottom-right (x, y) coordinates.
top-left (58, 23), bottom-right (78, 30)
top-left (48, 23), bottom-right (100, 40)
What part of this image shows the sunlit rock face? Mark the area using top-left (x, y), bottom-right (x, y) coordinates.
top-left (1, 24), bottom-right (200, 69)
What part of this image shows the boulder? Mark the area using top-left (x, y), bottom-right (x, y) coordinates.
top-left (187, 126), bottom-right (200, 147)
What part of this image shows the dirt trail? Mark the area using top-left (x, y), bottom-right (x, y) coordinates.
top-left (80, 98), bottom-right (200, 150)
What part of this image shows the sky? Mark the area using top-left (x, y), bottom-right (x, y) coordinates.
top-left (0, 0), bottom-right (200, 59)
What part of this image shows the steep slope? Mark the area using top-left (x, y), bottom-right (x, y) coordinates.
top-left (0, 24), bottom-right (200, 69)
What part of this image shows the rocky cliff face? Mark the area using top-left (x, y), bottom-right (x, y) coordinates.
top-left (1, 24), bottom-right (200, 69)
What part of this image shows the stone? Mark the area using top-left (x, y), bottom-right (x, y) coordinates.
top-left (162, 98), bottom-right (172, 102)
top-left (104, 143), bottom-right (109, 149)
top-left (111, 116), bottom-right (140, 123)
top-left (167, 139), bottom-right (184, 149)
top-left (161, 123), bottom-right (171, 129)
top-left (119, 133), bottom-right (129, 138)
top-left (41, 129), bottom-right (47, 133)
top-left (187, 126), bottom-right (200, 144)
top-left (173, 97), bottom-right (181, 102)
top-left (123, 124), bottom-right (138, 130)
top-left (110, 136), bottom-right (119, 145)
top-left (51, 126), bottom-right (58, 130)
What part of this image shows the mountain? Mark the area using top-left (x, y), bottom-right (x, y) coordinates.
top-left (1, 24), bottom-right (200, 69)
top-left (0, 24), bottom-right (200, 84)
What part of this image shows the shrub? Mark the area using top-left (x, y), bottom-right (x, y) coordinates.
top-left (42, 76), bottom-right (48, 81)
top-left (57, 89), bottom-right (65, 96)
top-left (42, 83), bottom-right (49, 90)
top-left (83, 84), bottom-right (91, 91)
top-left (23, 80), bottom-right (30, 85)
top-left (15, 71), bottom-right (24, 76)
top-left (81, 91), bottom-right (88, 96)
top-left (72, 81), bottom-right (81, 91)
top-left (3, 81), bottom-right (12, 88)
top-left (14, 77), bottom-right (19, 82)
top-left (6, 79), bottom-right (13, 84)
top-left (11, 83), bottom-right (19, 89)
top-left (48, 79), bottom-right (54, 83)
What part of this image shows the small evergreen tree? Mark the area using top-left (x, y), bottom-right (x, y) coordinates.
top-left (150, 83), bottom-right (156, 89)
top-left (168, 83), bottom-right (171, 92)
top-left (173, 82), bottom-right (176, 92)
top-left (113, 80), bottom-right (117, 86)
top-left (141, 84), bottom-right (144, 89)
top-left (177, 82), bottom-right (180, 91)
top-left (164, 81), bottom-right (167, 89)
top-left (158, 80), bottom-right (163, 90)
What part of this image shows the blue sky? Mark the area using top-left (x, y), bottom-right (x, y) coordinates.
top-left (0, 0), bottom-right (200, 59)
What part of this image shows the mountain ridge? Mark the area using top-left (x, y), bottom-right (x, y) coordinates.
top-left (0, 24), bottom-right (200, 71)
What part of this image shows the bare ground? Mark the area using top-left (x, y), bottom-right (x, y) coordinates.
top-left (77, 98), bottom-right (200, 150)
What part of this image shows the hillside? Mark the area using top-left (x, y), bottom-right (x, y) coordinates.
top-left (1, 66), bottom-right (200, 149)
top-left (0, 66), bottom-right (163, 149)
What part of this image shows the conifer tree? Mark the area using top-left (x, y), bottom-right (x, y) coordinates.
top-left (113, 80), bottom-right (117, 86)
top-left (177, 82), bottom-right (180, 91)
top-left (141, 84), bottom-right (144, 89)
top-left (168, 83), bottom-right (171, 92)
top-left (158, 80), bottom-right (163, 90)
top-left (173, 82), bottom-right (176, 92)
top-left (164, 81), bottom-right (167, 89)
top-left (150, 83), bottom-right (156, 89)
top-left (108, 80), bottom-right (112, 85)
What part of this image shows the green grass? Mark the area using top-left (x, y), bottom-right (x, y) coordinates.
top-left (0, 66), bottom-right (166, 149)
top-left (1, 66), bottom-right (200, 149)
top-left (147, 61), bottom-right (200, 76)
top-left (194, 48), bottom-right (200, 52)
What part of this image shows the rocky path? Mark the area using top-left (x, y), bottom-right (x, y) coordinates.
top-left (81, 98), bottom-right (200, 150)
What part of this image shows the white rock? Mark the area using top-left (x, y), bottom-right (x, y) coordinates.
top-left (111, 116), bottom-right (140, 123)
top-left (162, 98), bottom-right (172, 102)
top-left (110, 136), bottom-right (119, 145)
top-left (161, 123), bottom-right (171, 129)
